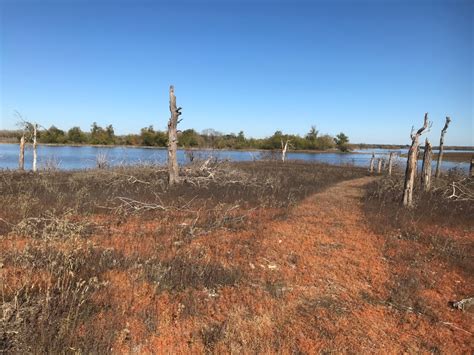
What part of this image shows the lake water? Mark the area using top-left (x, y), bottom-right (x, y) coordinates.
top-left (0, 143), bottom-right (470, 172)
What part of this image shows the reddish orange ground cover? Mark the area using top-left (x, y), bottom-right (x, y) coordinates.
top-left (3, 177), bottom-right (472, 353)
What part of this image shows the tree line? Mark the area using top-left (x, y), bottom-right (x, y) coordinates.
top-left (3, 122), bottom-right (350, 151)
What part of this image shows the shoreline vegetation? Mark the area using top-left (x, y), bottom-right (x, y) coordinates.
top-left (1, 128), bottom-right (471, 152)
top-left (2, 125), bottom-right (350, 151)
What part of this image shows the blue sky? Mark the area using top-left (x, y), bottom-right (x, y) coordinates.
top-left (1, 0), bottom-right (472, 145)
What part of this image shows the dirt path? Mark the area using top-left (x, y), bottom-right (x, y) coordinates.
top-left (249, 176), bottom-right (471, 353)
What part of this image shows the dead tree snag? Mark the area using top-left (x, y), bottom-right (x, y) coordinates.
top-left (369, 153), bottom-right (375, 174)
top-left (421, 138), bottom-right (432, 192)
top-left (168, 85), bottom-right (182, 186)
top-left (377, 158), bottom-right (382, 174)
top-left (435, 116), bottom-right (451, 178)
top-left (387, 152), bottom-right (394, 176)
top-left (32, 123), bottom-right (38, 172)
top-left (402, 113), bottom-right (430, 207)
top-left (19, 135), bottom-right (25, 170)
top-left (281, 139), bottom-right (289, 162)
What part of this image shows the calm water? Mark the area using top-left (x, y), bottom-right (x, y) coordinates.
top-left (0, 143), bottom-right (470, 172)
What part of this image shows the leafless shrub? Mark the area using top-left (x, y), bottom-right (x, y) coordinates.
top-left (1, 245), bottom-right (124, 353)
top-left (12, 210), bottom-right (92, 240)
top-left (96, 151), bottom-right (109, 169)
top-left (40, 156), bottom-right (61, 171)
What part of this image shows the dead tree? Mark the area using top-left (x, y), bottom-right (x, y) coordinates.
top-left (387, 152), bottom-right (394, 176)
top-left (19, 135), bottom-right (25, 170)
top-left (435, 116), bottom-right (451, 178)
top-left (377, 158), bottom-right (382, 174)
top-left (421, 138), bottom-right (433, 191)
top-left (32, 123), bottom-right (38, 172)
top-left (402, 113), bottom-right (430, 207)
top-left (167, 85), bottom-right (182, 186)
top-left (281, 139), bottom-right (289, 162)
top-left (369, 153), bottom-right (375, 174)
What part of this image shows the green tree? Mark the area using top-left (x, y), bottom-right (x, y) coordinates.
top-left (179, 129), bottom-right (200, 147)
top-left (67, 126), bottom-right (87, 143)
top-left (315, 134), bottom-right (335, 150)
top-left (40, 125), bottom-right (66, 144)
top-left (306, 126), bottom-right (318, 141)
top-left (140, 126), bottom-right (167, 146)
top-left (334, 132), bottom-right (349, 152)
top-left (90, 122), bottom-right (115, 145)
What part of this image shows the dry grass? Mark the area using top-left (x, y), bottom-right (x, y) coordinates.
top-left (2, 162), bottom-right (472, 353)
top-left (364, 172), bottom-right (473, 350)
top-left (1, 161), bottom-right (367, 353)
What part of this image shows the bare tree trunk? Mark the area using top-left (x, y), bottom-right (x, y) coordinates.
top-left (377, 158), bottom-right (382, 174)
top-left (403, 113), bottom-right (430, 207)
top-left (32, 123), bottom-right (38, 172)
top-left (281, 139), bottom-right (289, 162)
top-left (435, 116), bottom-right (451, 178)
top-left (167, 85), bottom-right (181, 186)
top-left (19, 135), bottom-right (25, 170)
top-left (369, 153), bottom-right (375, 174)
top-left (387, 152), bottom-right (394, 176)
top-left (421, 139), bottom-right (432, 192)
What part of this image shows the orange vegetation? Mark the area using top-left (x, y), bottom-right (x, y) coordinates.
top-left (2, 177), bottom-right (472, 353)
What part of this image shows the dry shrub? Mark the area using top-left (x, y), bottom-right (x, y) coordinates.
top-left (0, 161), bottom-right (366, 235)
top-left (11, 211), bottom-right (92, 240)
top-left (144, 256), bottom-right (242, 292)
top-left (1, 244), bottom-right (125, 353)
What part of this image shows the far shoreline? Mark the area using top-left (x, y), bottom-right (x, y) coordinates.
top-left (0, 142), bottom-right (472, 162)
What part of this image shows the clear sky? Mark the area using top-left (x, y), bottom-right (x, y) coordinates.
top-left (0, 0), bottom-right (472, 145)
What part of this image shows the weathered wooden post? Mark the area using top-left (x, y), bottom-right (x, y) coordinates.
top-left (167, 85), bottom-right (181, 186)
top-left (19, 135), bottom-right (25, 170)
top-left (369, 153), bottom-right (375, 174)
top-left (421, 138), bottom-right (432, 192)
top-left (387, 152), bottom-right (394, 176)
top-left (32, 123), bottom-right (38, 172)
top-left (402, 113), bottom-right (430, 207)
top-left (377, 158), bottom-right (382, 174)
top-left (435, 116), bottom-right (451, 178)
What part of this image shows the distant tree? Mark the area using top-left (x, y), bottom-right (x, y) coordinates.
top-left (140, 126), bottom-right (167, 146)
top-left (306, 126), bottom-right (319, 141)
top-left (140, 126), bottom-right (157, 146)
top-left (105, 125), bottom-right (115, 142)
top-left (67, 126), bottom-right (87, 143)
top-left (265, 131), bottom-right (285, 149)
top-left (201, 128), bottom-right (222, 148)
top-left (179, 129), bottom-right (200, 147)
top-left (124, 134), bottom-right (140, 145)
top-left (90, 122), bottom-right (115, 145)
top-left (334, 132), bottom-right (349, 152)
top-left (316, 134), bottom-right (336, 150)
top-left (40, 125), bottom-right (66, 144)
